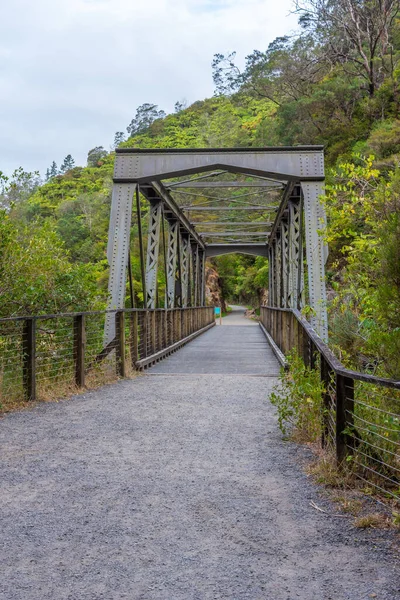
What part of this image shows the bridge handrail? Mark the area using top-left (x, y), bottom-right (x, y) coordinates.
top-left (0, 306), bottom-right (215, 409)
top-left (264, 306), bottom-right (400, 390)
top-left (261, 305), bottom-right (400, 504)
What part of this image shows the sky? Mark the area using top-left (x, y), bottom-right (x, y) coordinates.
top-left (0, 0), bottom-right (297, 177)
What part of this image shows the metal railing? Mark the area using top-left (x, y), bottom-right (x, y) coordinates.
top-left (261, 306), bottom-right (400, 503)
top-left (0, 307), bottom-right (214, 409)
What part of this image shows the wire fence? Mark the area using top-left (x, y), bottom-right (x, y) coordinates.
top-left (0, 307), bottom-right (214, 411)
top-left (261, 306), bottom-right (400, 504)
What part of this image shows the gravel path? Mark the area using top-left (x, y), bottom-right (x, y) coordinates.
top-left (0, 307), bottom-right (399, 599)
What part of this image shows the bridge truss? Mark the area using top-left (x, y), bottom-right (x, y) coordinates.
top-left (106, 147), bottom-right (328, 341)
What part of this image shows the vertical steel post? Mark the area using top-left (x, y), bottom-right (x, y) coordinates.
top-left (301, 181), bottom-right (328, 341)
top-left (166, 222), bottom-right (179, 308)
top-left (104, 183), bottom-right (136, 344)
top-left (281, 220), bottom-right (289, 308)
top-left (180, 234), bottom-right (190, 307)
top-left (275, 236), bottom-right (282, 308)
top-left (145, 201), bottom-right (163, 309)
top-left (198, 249), bottom-right (206, 306)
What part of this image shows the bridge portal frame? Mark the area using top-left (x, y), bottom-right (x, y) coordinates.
top-left (106, 147), bottom-right (328, 342)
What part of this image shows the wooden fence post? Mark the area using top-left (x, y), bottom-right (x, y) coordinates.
top-left (130, 311), bottom-right (138, 368)
top-left (23, 317), bottom-right (36, 401)
top-left (73, 314), bottom-right (85, 387)
top-left (336, 373), bottom-right (354, 464)
top-left (116, 311), bottom-right (126, 377)
top-left (320, 354), bottom-right (331, 448)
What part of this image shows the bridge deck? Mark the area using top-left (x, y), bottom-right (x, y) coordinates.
top-left (0, 308), bottom-right (397, 599)
top-left (149, 305), bottom-right (280, 376)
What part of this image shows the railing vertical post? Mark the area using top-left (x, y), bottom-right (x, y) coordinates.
top-left (115, 311), bottom-right (126, 377)
top-left (151, 310), bottom-right (156, 355)
top-left (130, 311), bottom-right (138, 368)
top-left (144, 310), bottom-right (149, 358)
top-left (178, 309), bottom-right (182, 340)
top-left (302, 328), bottom-right (309, 367)
top-left (310, 340), bottom-right (317, 370)
top-left (336, 373), bottom-right (354, 464)
top-left (320, 354), bottom-right (331, 448)
top-left (164, 309), bottom-right (168, 348)
top-left (73, 314), bottom-right (85, 388)
top-left (23, 317), bottom-right (36, 401)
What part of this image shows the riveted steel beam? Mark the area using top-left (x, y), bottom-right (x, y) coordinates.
top-left (281, 220), bottom-right (289, 308)
top-left (191, 221), bottom-right (273, 226)
top-left (180, 234), bottom-right (190, 307)
top-left (200, 232), bottom-right (270, 237)
top-left (166, 181), bottom-right (285, 188)
top-left (182, 206), bottom-right (278, 211)
top-left (166, 222), bottom-right (179, 309)
top-left (145, 201), bottom-right (163, 309)
top-left (205, 244), bottom-right (268, 258)
top-left (301, 181), bottom-right (328, 341)
top-left (104, 182), bottom-right (136, 344)
top-left (114, 147), bottom-right (325, 183)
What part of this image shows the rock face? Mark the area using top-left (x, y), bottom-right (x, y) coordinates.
top-left (205, 264), bottom-right (227, 312)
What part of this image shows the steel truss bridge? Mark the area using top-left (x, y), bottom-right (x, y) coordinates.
top-left (106, 146), bottom-right (328, 342)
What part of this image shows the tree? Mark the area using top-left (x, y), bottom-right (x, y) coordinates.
top-left (295, 0), bottom-right (400, 96)
top-left (49, 161), bottom-right (58, 178)
top-left (174, 100), bottom-right (187, 113)
top-left (113, 131), bottom-right (125, 148)
top-left (212, 36), bottom-right (326, 105)
top-left (0, 168), bottom-right (41, 210)
top-left (60, 155), bottom-right (75, 173)
top-left (126, 103), bottom-right (166, 137)
top-left (87, 146), bottom-right (108, 168)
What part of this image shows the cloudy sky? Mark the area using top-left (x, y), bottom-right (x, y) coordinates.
top-left (0, 0), bottom-right (297, 177)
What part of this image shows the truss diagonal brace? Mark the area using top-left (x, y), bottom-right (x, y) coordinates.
top-left (167, 222), bottom-right (179, 308)
top-left (145, 201), bottom-right (163, 309)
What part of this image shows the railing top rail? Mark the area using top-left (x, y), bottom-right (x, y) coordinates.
top-left (262, 305), bottom-right (400, 391)
top-left (0, 306), bottom-right (211, 324)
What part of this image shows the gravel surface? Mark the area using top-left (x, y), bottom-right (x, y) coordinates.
top-left (0, 308), bottom-right (399, 599)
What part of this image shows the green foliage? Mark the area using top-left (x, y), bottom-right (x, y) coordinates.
top-left (270, 352), bottom-right (324, 441)
top-left (0, 210), bottom-right (101, 317)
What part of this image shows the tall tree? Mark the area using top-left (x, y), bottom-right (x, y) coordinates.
top-left (113, 131), bottom-right (125, 148)
top-left (87, 146), bottom-right (108, 168)
top-left (49, 161), bottom-right (58, 178)
top-left (295, 0), bottom-right (400, 96)
top-left (60, 155), bottom-right (75, 173)
top-left (126, 103), bottom-right (166, 137)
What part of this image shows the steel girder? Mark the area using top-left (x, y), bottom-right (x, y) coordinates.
top-left (288, 200), bottom-right (304, 309)
top-left (145, 201), bottom-right (162, 309)
top-left (301, 181), bottom-right (328, 340)
top-left (180, 234), bottom-right (190, 307)
top-left (105, 183), bottom-right (136, 344)
top-left (275, 236), bottom-right (282, 308)
top-left (114, 147), bottom-right (325, 183)
top-left (166, 222), bottom-right (179, 308)
top-left (268, 244), bottom-right (275, 306)
top-left (205, 244), bottom-right (268, 258)
top-left (280, 221), bottom-right (289, 308)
